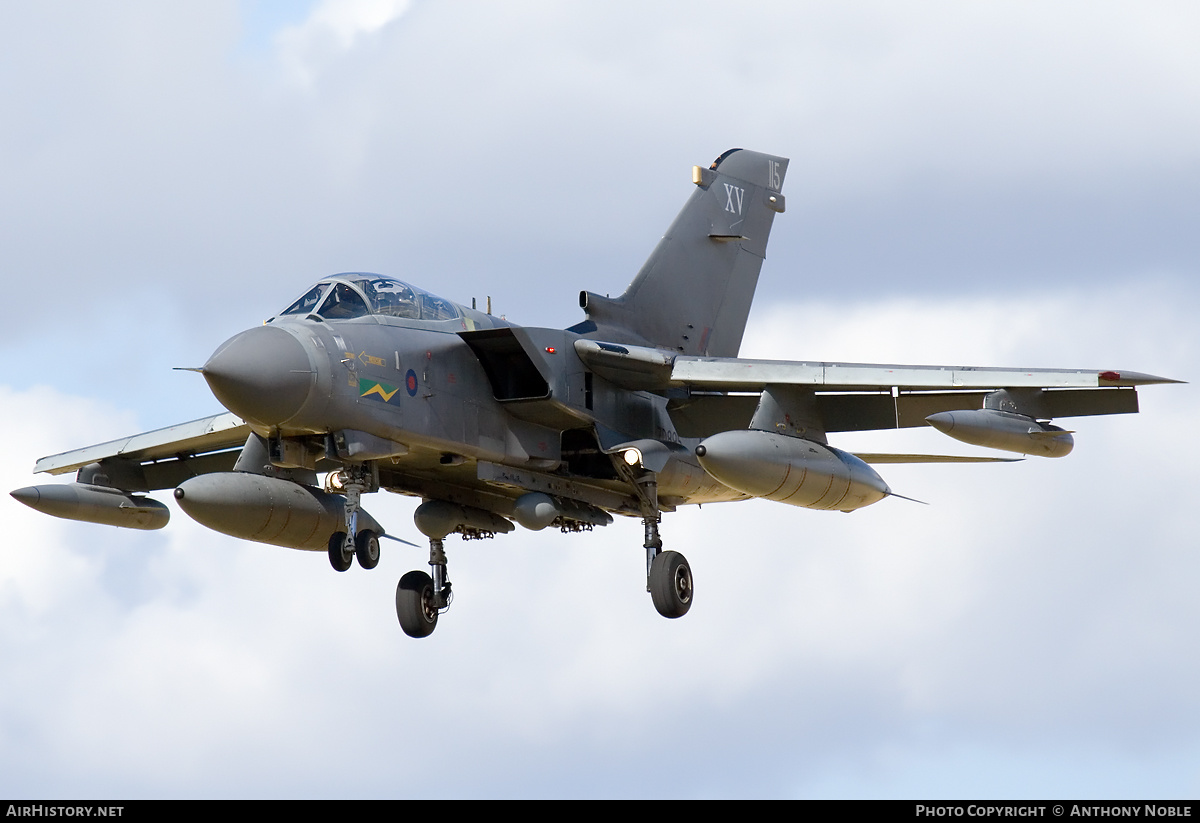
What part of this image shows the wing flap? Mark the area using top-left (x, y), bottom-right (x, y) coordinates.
top-left (665, 387), bottom-right (1142, 438)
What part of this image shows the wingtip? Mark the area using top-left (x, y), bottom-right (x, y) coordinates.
top-left (1099, 370), bottom-right (1185, 386)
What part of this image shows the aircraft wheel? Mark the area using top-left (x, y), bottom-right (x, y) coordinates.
top-left (396, 570), bottom-right (438, 638)
top-left (649, 550), bottom-right (693, 619)
top-left (355, 529), bottom-right (380, 570)
top-left (328, 531), bottom-right (353, 572)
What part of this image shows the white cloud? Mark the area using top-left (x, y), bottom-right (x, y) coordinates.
top-left (275, 0), bottom-right (411, 86)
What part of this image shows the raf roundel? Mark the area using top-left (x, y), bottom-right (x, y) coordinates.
top-left (405, 369), bottom-right (418, 397)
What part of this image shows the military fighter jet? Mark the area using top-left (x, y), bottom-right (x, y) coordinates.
top-left (11, 148), bottom-right (1179, 638)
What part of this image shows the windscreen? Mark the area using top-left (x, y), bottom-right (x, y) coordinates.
top-left (278, 275), bottom-right (461, 322)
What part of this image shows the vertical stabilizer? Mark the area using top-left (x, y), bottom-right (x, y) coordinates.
top-left (575, 148), bottom-right (788, 357)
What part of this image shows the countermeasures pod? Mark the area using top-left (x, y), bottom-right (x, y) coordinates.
top-left (926, 409), bottom-right (1074, 458)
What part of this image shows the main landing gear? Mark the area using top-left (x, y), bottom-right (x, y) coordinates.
top-left (394, 501), bottom-right (465, 638)
top-left (395, 537), bottom-right (452, 639)
top-left (620, 461), bottom-right (693, 620)
top-left (641, 511), bottom-right (693, 619)
top-left (394, 542), bottom-right (446, 639)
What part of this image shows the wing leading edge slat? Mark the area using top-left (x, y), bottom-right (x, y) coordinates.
top-left (670, 357), bottom-right (1178, 392)
top-left (574, 339), bottom-right (1179, 393)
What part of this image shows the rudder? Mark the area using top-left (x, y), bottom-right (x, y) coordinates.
top-left (575, 148), bottom-right (788, 357)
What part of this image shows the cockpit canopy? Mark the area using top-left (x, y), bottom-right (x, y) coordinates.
top-left (278, 273), bottom-right (461, 322)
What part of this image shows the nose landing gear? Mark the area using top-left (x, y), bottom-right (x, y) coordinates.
top-left (326, 465), bottom-right (382, 572)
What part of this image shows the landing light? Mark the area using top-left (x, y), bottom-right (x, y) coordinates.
top-left (623, 448), bottom-right (642, 467)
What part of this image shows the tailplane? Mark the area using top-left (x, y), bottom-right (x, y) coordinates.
top-left (573, 148), bottom-right (788, 357)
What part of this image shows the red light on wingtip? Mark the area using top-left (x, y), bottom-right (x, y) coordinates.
top-left (1099, 370), bottom-right (1120, 381)
top-left (545, 347), bottom-right (556, 354)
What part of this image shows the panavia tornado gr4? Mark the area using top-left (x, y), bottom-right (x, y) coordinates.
top-left (11, 148), bottom-right (1179, 638)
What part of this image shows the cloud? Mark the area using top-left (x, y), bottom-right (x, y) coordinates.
top-left (275, 0), bottom-right (411, 86)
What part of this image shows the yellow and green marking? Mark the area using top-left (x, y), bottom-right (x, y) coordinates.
top-left (359, 377), bottom-right (400, 403)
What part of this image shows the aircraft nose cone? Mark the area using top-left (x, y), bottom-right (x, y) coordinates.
top-left (203, 326), bottom-right (313, 427)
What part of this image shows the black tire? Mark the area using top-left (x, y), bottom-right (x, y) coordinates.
top-left (355, 529), bottom-right (380, 570)
top-left (328, 531), bottom-right (352, 572)
top-left (649, 550), bottom-right (693, 618)
top-left (396, 570), bottom-right (438, 638)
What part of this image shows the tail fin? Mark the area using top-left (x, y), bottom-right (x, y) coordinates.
top-left (574, 148), bottom-right (788, 357)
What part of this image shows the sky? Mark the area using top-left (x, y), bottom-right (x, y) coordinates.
top-left (1, 0), bottom-right (1197, 799)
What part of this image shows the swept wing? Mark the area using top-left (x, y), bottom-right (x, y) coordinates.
top-left (33, 412), bottom-right (250, 488)
top-left (575, 339), bottom-right (1178, 439)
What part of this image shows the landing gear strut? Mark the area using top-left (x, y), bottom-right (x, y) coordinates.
top-left (396, 507), bottom-right (457, 638)
top-left (395, 539), bottom-right (450, 638)
top-left (327, 464), bottom-right (380, 572)
top-left (617, 461), bottom-right (694, 620)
